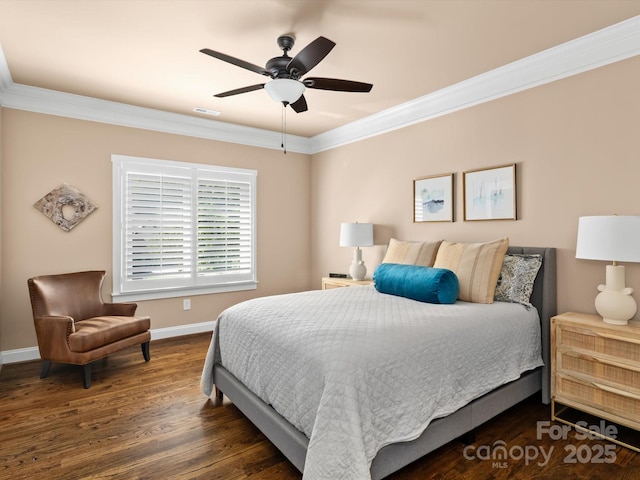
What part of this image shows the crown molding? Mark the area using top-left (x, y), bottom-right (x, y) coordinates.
top-left (310, 15), bottom-right (640, 153)
top-left (0, 82), bottom-right (312, 154)
top-left (1, 16), bottom-right (638, 155)
top-left (0, 44), bottom-right (13, 97)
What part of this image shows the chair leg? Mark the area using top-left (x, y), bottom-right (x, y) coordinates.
top-left (141, 341), bottom-right (150, 362)
top-left (40, 360), bottom-right (52, 379)
top-left (82, 364), bottom-right (92, 389)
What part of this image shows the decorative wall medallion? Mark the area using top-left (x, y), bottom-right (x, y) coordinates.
top-left (34, 184), bottom-right (97, 232)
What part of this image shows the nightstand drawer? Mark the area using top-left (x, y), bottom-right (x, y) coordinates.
top-left (557, 349), bottom-right (640, 390)
top-left (558, 324), bottom-right (640, 364)
top-left (556, 373), bottom-right (640, 430)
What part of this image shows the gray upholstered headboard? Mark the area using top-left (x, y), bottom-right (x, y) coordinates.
top-left (507, 247), bottom-right (557, 404)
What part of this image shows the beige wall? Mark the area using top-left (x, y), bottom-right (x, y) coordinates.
top-left (2, 55), bottom-right (640, 353)
top-left (0, 110), bottom-right (311, 350)
top-left (311, 56), bottom-right (640, 319)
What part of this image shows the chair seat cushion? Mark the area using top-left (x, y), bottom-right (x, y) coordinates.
top-left (69, 316), bottom-right (151, 353)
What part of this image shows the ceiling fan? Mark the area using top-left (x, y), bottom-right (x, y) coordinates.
top-left (200, 35), bottom-right (373, 113)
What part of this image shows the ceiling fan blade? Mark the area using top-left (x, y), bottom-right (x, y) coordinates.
top-left (214, 83), bottom-right (265, 98)
top-left (287, 36), bottom-right (335, 77)
top-left (200, 48), bottom-right (271, 77)
top-left (304, 77), bottom-right (373, 92)
top-left (290, 95), bottom-right (308, 113)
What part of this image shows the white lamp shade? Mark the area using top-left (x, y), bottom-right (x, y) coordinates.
top-left (340, 223), bottom-right (374, 247)
top-left (264, 79), bottom-right (305, 104)
top-left (576, 216), bottom-right (640, 263)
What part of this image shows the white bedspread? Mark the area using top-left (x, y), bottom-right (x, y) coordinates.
top-left (201, 286), bottom-right (543, 480)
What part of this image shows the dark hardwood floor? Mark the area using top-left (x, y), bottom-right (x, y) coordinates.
top-left (1, 333), bottom-right (639, 479)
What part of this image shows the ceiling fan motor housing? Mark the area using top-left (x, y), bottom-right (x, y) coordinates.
top-left (266, 56), bottom-right (295, 78)
top-left (267, 35), bottom-right (299, 78)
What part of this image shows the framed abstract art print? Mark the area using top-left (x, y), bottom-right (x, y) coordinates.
top-left (413, 173), bottom-right (454, 222)
top-left (463, 164), bottom-right (516, 221)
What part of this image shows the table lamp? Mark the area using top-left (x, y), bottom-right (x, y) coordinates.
top-left (576, 216), bottom-right (640, 325)
top-left (340, 222), bottom-right (374, 281)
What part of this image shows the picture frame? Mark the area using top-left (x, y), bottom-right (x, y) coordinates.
top-left (463, 164), bottom-right (516, 221)
top-left (413, 173), bottom-right (454, 222)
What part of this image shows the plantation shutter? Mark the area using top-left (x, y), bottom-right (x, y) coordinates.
top-left (125, 168), bottom-right (193, 289)
top-left (113, 155), bottom-right (256, 299)
top-left (197, 178), bottom-right (253, 281)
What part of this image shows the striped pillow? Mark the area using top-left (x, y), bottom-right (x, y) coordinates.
top-left (382, 238), bottom-right (442, 267)
top-left (433, 238), bottom-right (509, 303)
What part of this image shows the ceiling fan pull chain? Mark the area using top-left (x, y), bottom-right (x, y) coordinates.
top-left (281, 103), bottom-right (287, 154)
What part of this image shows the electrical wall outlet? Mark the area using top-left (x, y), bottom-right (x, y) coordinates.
top-left (183, 298), bottom-right (191, 310)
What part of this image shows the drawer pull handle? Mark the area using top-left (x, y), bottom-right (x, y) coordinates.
top-left (591, 355), bottom-right (640, 373)
top-left (593, 330), bottom-right (640, 346)
top-left (561, 349), bottom-right (640, 373)
top-left (592, 381), bottom-right (640, 400)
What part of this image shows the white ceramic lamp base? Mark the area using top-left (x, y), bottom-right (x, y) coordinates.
top-left (595, 264), bottom-right (637, 325)
top-left (349, 247), bottom-right (367, 281)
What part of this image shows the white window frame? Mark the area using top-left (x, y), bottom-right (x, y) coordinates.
top-left (112, 154), bottom-right (257, 301)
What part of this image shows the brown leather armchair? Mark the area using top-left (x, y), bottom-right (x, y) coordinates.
top-left (27, 270), bottom-right (151, 388)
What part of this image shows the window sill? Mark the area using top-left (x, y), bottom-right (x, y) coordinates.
top-left (111, 281), bottom-right (258, 302)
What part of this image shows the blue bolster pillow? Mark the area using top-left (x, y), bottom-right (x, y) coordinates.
top-left (373, 263), bottom-right (459, 304)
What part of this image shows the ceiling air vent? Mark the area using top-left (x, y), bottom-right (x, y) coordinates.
top-left (193, 107), bottom-right (220, 116)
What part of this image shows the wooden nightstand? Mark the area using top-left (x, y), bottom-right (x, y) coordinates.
top-left (551, 312), bottom-right (640, 451)
top-left (322, 277), bottom-right (373, 290)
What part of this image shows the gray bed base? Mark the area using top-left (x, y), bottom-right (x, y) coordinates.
top-left (212, 246), bottom-right (557, 479)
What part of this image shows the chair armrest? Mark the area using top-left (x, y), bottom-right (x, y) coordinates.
top-left (33, 315), bottom-right (75, 361)
top-left (103, 302), bottom-right (137, 316)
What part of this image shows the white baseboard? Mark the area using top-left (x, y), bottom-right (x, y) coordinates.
top-left (0, 320), bottom-right (216, 365)
top-left (1, 346), bottom-right (36, 365)
top-left (150, 320), bottom-right (215, 340)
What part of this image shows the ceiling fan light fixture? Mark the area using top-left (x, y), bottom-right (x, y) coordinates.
top-left (264, 78), bottom-right (305, 104)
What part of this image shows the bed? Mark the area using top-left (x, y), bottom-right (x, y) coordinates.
top-left (201, 245), bottom-right (557, 479)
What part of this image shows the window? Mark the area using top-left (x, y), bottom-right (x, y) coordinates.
top-left (112, 155), bottom-right (257, 301)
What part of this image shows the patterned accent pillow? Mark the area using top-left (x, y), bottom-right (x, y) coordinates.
top-left (494, 254), bottom-right (542, 307)
top-left (433, 238), bottom-right (509, 303)
top-left (382, 238), bottom-right (442, 267)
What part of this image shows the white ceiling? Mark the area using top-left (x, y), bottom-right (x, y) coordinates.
top-left (0, 1), bottom-right (639, 139)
